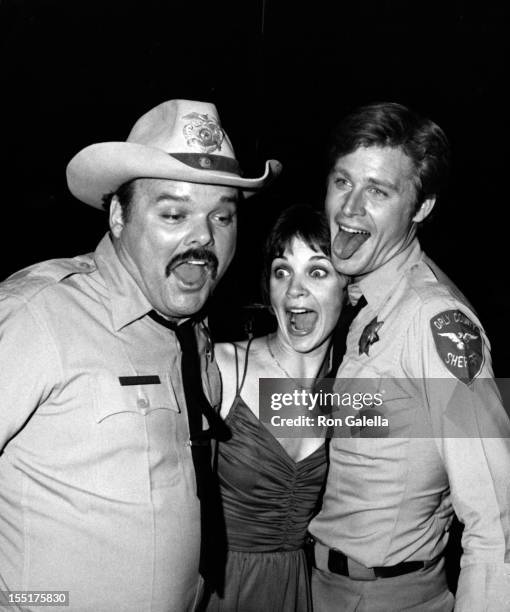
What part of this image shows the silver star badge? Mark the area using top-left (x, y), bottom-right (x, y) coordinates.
top-left (359, 317), bottom-right (384, 356)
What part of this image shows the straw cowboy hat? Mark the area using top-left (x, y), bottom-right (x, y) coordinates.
top-left (66, 99), bottom-right (282, 208)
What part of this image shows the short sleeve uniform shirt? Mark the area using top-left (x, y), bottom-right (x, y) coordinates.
top-left (0, 234), bottom-right (221, 611)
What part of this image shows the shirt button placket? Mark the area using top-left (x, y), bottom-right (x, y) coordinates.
top-left (137, 397), bottom-right (149, 415)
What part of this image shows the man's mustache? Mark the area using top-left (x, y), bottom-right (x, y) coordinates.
top-left (165, 248), bottom-right (219, 279)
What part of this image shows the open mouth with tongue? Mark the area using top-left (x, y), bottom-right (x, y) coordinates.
top-left (287, 308), bottom-right (319, 335)
top-left (170, 260), bottom-right (211, 289)
top-left (333, 225), bottom-right (371, 260)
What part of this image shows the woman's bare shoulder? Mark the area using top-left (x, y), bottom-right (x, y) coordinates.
top-left (215, 336), bottom-right (268, 373)
top-left (215, 336), bottom-right (266, 356)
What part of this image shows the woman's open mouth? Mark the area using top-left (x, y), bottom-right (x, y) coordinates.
top-left (287, 308), bottom-right (318, 335)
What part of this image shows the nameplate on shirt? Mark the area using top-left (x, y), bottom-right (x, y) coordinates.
top-left (118, 375), bottom-right (161, 386)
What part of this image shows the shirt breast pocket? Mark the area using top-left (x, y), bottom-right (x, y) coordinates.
top-left (336, 377), bottom-right (419, 459)
top-left (90, 371), bottom-right (182, 500)
top-left (375, 378), bottom-right (419, 438)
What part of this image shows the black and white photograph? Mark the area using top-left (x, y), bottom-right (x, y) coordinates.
top-left (1, 1), bottom-right (510, 610)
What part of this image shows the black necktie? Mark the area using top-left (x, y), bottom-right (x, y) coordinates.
top-left (148, 311), bottom-right (228, 593)
top-left (313, 295), bottom-right (367, 434)
top-left (327, 295), bottom-right (367, 377)
top-left (314, 295), bottom-right (367, 397)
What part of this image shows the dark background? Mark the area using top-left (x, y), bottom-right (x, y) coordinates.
top-left (3, 0), bottom-right (509, 593)
top-left (2, 0), bottom-right (509, 374)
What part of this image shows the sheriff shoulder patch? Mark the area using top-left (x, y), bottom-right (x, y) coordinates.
top-left (430, 309), bottom-right (483, 384)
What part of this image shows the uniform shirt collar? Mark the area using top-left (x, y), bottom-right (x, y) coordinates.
top-left (347, 238), bottom-right (423, 309)
top-left (94, 233), bottom-right (153, 331)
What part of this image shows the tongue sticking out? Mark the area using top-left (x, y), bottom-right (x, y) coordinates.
top-left (172, 262), bottom-right (208, 286)
top-left (291, 311), bottom-right (318, 332)
top-left (333, 230), bottom-right (370, 260)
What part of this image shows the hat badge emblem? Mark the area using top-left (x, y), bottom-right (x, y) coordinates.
top-left (182, 112), bottom-right (224, 153)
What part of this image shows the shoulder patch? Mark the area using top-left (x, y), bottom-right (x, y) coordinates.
top-left (430, 309), bottom-right (483, 384)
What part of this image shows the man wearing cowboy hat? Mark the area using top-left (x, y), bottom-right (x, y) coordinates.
top-left (0, 99), bottom-right (281, 611)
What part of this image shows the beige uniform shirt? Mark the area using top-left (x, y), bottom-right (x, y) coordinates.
top-left (310, 239), bottom-right (510, 610)
top-left (0, 234), bottom-right (221, 612)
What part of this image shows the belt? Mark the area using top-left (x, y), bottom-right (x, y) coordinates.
top-left (308, 538), bottom-right (426, 581)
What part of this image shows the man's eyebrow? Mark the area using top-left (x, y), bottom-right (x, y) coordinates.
top-left (155, 193), bottom-right (190, 203)
top-left (331, 164), bottom-right (351, 178)
top-left (331, 165), bottom-right (400, 191)
top-left (218, 194), bottom-right (239, 205)
top-left (155, 193), bottom-right (238, 205)
top-left (366, 177), bottom-right (399, 191)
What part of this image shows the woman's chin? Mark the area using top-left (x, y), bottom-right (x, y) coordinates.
top-left (282, 328), bottom-right (327, 354)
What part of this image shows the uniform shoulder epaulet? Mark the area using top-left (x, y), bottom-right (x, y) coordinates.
top-left (1, 255), bottom-right (96, 301)
top-left (406, 261), bottom-right (451, 303)
top-left (420, 256), bottom-right (478, 314)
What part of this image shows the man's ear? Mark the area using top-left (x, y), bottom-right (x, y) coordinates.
top-left (413, 196), bottom-right (436, 223)
top-left (109, 196), bottom-right (124, 238)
